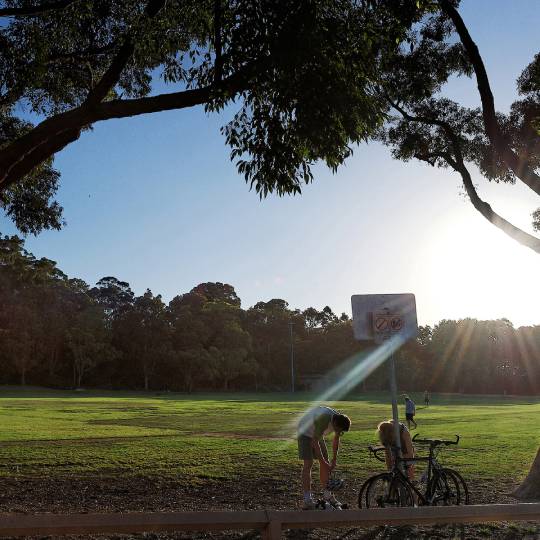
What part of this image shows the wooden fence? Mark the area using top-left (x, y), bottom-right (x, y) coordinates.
top-left (0, 503), bottom-right (539, 539)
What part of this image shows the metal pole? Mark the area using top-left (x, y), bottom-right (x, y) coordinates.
top-left (289, 321), bottom-right (295, 393)
top-left (389, 352), bottom-right (402, 459)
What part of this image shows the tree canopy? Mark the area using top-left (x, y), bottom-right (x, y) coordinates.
top-left (378, 1), bottom-right (540, 251)
top-left (1, 232), bottom-right (539, 394)
top-left (0, 1), bottom-right (538, 248)
top-left (0, 0), bottom-right (421, 232)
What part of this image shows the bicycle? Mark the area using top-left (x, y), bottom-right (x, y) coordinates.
top-left (358, 434), bottom-right (470, 508)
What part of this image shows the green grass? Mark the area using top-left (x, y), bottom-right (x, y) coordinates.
top-left (0, 387), bottom-right (539, 484)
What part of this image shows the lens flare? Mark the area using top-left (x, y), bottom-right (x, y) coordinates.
top-left (277, 333), bottom-right (410, 443)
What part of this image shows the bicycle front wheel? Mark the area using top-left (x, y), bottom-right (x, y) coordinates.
top-left (430, 469), bottom-right (461, 505)
top-left (363, 473), bottom-right (414, 508)
top-left (444, 468), bottom-right (470, 505)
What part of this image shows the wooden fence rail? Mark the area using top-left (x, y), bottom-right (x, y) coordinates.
top-left (0, 503), bottom-right (539, 539)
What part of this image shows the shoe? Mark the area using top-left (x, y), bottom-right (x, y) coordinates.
top-left (302, 498), bottom-right (317, 510)
top-left (324, 494), bottom-right (343, 509)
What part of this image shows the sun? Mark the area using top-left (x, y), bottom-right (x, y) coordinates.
top-left (421, 216), bottom-right (540, 328)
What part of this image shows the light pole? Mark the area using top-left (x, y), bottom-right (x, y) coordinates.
top-left (289, 320), bottom-right (295, 393)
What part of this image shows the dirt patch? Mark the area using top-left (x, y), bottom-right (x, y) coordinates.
top-left (0, 474), bottom-right (537, 539)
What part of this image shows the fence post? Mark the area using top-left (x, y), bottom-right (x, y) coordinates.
top-left (261, 511), bottom-right (282, 540)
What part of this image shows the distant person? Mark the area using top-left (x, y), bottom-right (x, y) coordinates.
top-left (404, 396), bottom-right (417, 429)
top-left (297, 405), bottom-right (351, 509)
top-left (424, 390), bottom-right (430, 407)
top-left (377, 419), bottom-right (415, 480)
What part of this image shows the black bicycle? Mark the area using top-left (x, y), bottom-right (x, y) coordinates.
top-left (358, 434), bottom-right (470, 508)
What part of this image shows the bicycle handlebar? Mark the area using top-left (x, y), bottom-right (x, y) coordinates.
top-left (412, 433), bottom-right (460, 446)
top-left (368, 445), bottom-right (387, 462)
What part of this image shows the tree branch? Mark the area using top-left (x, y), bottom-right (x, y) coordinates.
top-left (83, 0), bottom-right (167, 107)
top-left (0, 0), bottom-right (78, 17)
top-left (453, 153), bottom-right (540, 254)
top-left (440, 0), bottom-right (540, 197)
top-left (50, 42), bottom-right (117, 62)
top-left (389, 99), bottom-right (540, 253)
top-left (213, 0), bottom-right (223, 85)
top-left (0, 43), bottom-right (118, 111)
top-left (0, 65), bottom-right (254, 190)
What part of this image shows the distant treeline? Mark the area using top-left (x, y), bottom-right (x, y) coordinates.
top-left (1, 234), bottom-right (539, 394)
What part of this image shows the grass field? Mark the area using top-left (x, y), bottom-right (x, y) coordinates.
top-left (1, 386), bottom-right (539, 489)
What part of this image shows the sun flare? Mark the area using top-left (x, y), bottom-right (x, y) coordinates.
top-left (422, 217), bottom-right (540, 328)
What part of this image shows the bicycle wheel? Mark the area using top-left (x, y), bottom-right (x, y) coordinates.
top-left (430, 469), bottom-right (461, 505)
top-left (363, 473), bottom-right (414, 508)
top-left (357, 476), bottom-right (371, 508)
top-left (444, 468), bottom-right (470, 505)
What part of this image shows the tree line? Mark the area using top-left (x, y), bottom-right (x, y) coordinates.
top-left (1, 233), bottom-right (539, 395)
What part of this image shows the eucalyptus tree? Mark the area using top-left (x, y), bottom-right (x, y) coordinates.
top-left (0, 233), bottom-right (70, 383)
top-left (167, 292), bottom-right (215, 391)
top-left (114, 289), bottom-right (170, 390)
top-left (376, 1), bottom-right (540, 251)
top-left (0, 0), bottom-right (423, 233)
top-left (89, 276), bottom-right (135, 323)
top-left (66, 302), bottom-right (114, 388)
top-left (370, 3), bottom-right (539, 495)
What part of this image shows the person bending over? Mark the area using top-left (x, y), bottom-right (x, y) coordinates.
top-left (297, 405), bottom-right (351, 509)
top-left (377, 419), bottom-right (415, 480)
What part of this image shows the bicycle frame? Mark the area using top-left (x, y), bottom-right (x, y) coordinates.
top-left (392, 450), bottom-right (450, 505)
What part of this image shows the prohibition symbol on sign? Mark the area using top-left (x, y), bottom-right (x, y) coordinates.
top-left (390, 317), bottom-right (403, 331)
top-left (375, 317), bottom-right (388, 331)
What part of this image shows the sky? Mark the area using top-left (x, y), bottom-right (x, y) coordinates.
top-left (2, 0), bottom-right (540, 329)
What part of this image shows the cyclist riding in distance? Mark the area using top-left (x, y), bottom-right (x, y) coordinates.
top-left (377, 419), bottom-right (415, 480)
top-left (297, 405), bottom-right (351, 509)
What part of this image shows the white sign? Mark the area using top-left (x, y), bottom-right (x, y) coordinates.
top-left (351, 293), bottom-right (418, 343)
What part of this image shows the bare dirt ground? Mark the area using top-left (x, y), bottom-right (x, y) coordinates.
top-left (0, 474), bottom-right (537, 540)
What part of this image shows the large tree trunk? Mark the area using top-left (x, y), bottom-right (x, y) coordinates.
top-left (513, 447), bottom-right (540, 500)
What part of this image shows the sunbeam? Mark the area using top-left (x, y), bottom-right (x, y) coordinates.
top-left (276, 333), bottom-right (410, 445)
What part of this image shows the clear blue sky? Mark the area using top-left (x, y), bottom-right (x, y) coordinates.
top-left (2, 0), bottom-right (540, 328)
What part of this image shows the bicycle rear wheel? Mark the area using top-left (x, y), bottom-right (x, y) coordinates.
top-left (444, 468), bottom-right (470, 505)
top-left (363, 473), bottom-right (414, 508)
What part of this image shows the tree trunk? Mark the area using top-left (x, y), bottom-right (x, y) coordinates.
top-left (48, 346), bottom-right (59, 377)
top-left (513, 447), bottom-right (540, 500)
top-left (20, 368), bottom-right (26, 386)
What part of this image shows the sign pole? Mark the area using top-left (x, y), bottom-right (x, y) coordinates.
top-left (350, 293), bottom-right (418, 470)
top-left (388, 352), bottom-right (402, 460)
